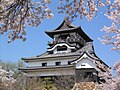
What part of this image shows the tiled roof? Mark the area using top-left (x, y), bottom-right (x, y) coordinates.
top-left (45, 19), bottom-right (93, 42)
top-left (19, 65), bottom-right (74, 72)
top-left (22, 52), bottom-right (80, 61)
top-left (22, 43), bottom-right (97, 60)
top-left (22, 42), bottom-right (109, 67)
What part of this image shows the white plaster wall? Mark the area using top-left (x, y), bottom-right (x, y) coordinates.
top-left (28, 59), bottom-right (71, 67)
top-left (26, 69), bottom-right (75, 77)
top-left (76, 58), bottom-right (97, 69)
top-left (48, 43), bottom-right (75, 52)
top-left (28, 62), bottom-right (41, 67)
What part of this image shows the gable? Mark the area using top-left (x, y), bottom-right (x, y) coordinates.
top-left (76, 58), bottom-right (97, 70)
top-left (72, 52), bottom-right (98, 70)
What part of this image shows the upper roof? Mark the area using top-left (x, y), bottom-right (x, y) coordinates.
top-left (45, 19), bottom-right (93, 42)
top-left (54, 19), bottom-right (77, 30)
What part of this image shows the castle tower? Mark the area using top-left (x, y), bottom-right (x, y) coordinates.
top-left (20, 20), bottom-right (109, 83)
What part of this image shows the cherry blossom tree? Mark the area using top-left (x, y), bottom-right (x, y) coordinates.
top-left (0, 60), bottom-right (26, 90)
top-left (95, 60), bottom-right (120, 90)
top-left (0, 1), bottom-right (120, 89)
top-left (0, 0), bottom-right (53, 43)
top-left (0, 65), bottom-right (16, 90)
top-left (100, 1), bottom-right (120, 50)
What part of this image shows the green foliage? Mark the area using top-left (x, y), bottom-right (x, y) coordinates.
top-left (0, 60), bottom-right (25, 79)
top-left (0, 60), bottom-right (16, 70)
top-left (41, 77), bottom-right (57, 90)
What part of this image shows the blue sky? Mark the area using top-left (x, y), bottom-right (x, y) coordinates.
top-left (0, 1), bottom-right (120, 68)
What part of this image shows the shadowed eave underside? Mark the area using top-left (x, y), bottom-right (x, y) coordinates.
top-left (45, 20), bottom-right (93, 42)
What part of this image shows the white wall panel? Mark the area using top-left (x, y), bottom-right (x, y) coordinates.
top-left (76, 58), bottom-right (97, 69)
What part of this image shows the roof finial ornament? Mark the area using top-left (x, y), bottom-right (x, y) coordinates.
top-left (64, 17), bottom-right (71, 25)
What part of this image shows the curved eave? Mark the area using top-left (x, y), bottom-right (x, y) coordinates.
top-left (47, 42), bottom-right (77, 51)
top-left (21, 53), bottom-right (80, 62)
top-left (45, 27), bottom-right (93, 42)
top-left (71, 52), bottom-right (109, 68)
top-left (19, 65), bottom-right (74, 72)
top-left (78, 27), bottom-right (93, 42)
top-left (45, 27), bottom-right (80, 38)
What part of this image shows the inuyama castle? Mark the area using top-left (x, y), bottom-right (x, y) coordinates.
top-left (20, 20), bottom-right (109, 83)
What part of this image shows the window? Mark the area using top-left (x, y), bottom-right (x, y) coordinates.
top-left (68, 61), bottom-right (71, 65)
top-left (81, 64), bottom-right (85, 66)
top-left (55, 62), bottom-right (61, 66)
top-left (42, 63), bottom-right (47, 67)
top-left (57, 45), bottom-right (67, 51)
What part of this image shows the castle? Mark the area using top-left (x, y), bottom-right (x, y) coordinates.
top-left (20, 20), bottom-right (109, 83)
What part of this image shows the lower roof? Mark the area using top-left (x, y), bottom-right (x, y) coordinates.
top-left (19, 65), bottom-right (74, 73)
